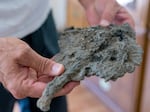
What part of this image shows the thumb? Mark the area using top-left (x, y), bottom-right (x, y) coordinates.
top-left (16, 46), bottom-right (64, 76)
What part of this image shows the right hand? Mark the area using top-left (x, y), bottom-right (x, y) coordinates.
top-left (79, 0), bottom-right (134, 28)
top-left (0, 38), bottom-right (79, 99)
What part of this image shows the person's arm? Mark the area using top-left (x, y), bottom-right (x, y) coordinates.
top-left (79, 0), bottom-right (134, 28)
top-left (0, 38), bottom-right (79, 99)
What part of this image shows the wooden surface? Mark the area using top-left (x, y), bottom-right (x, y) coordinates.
top-left (66, 0), bottom-right (89, 28)
top-left (141, 37), bottom-right (150, 112)
top-left (67, 85), bottom-right (111, 112)
top-left (83, 75), bottom-right (135, 112)
top-left (140, 4), bottom-right (150, 110)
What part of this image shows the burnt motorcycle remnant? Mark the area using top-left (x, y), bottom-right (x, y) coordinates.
top-left (37, 24), bottom-right (143, 111)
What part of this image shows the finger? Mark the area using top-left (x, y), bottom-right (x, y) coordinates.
top-left (16, 46), bottom-right (65, 76)
top-left (28, 82), bottom-right (47, 98)
top-left (115, 7), bottom-right (135, 29)
top-left (37, 75), bottom-right (54, 83)
top-left (99, 1), bottom-right (121, 26)
top-left (54, 82), bottom-right (80, 97)
top-left (86, 5), bottom-right (100, 26)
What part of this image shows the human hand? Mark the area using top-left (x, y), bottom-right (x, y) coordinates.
top-left (0, 38), bottom-right (79, 99)
top-left (79, 0), bottom-right (134, 28)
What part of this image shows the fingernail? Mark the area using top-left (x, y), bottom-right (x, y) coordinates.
top-left (52, 63), bottom-right (64, 75)
top-left (100, 19), bottom-right (110, 26)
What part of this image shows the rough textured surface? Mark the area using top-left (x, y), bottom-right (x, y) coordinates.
top-left (37, 24), bottom-right (143, 111)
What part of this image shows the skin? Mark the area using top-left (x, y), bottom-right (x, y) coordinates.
top-left (0, 0), bottom-right (134, 99)
top-left (79, 0), bottom-right (134, 28)
top-left (0, 38), bottom-right (79, 99)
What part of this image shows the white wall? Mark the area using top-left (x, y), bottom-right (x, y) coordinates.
top-left (50, 0), bottom-right (67, 31)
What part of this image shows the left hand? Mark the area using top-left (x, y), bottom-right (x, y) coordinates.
top-left (0, 38), bottom-right (79, 99)
top-left (79, 0), bottom-right (134, 28)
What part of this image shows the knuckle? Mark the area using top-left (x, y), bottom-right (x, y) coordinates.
top-left (12, 91), bottom-right (24, 99)
top-left (6, 84), bottom-right (18, 98)
top-left (39, 58), bottom-right (50, 73)
top-left (15, 44), bottom-right (31, 60)
top-left (6, 83), bottom-right (25, 99)
top-left (6, 82), bottom-right (14, 92)
top-left (11, 89), bottom-right (26, 99)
